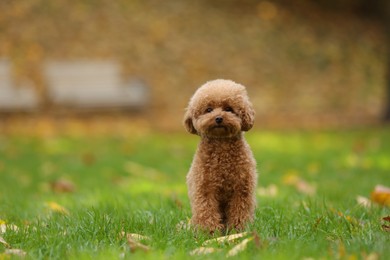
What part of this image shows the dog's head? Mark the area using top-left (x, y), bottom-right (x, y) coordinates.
top-left (184, 79), bottom-right (255, 138)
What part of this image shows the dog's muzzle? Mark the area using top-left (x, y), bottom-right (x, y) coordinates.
top-left (215, 117), bottom-right (223, 124)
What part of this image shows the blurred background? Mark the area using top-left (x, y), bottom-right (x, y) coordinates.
top-left (0, 0), bottom-right (389, 132)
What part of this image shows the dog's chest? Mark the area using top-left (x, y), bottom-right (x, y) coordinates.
top-left (203, 146), bottom-right (247, 183)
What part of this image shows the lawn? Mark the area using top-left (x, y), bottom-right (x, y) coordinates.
top-left (0, 127), bottom-right (389, 259)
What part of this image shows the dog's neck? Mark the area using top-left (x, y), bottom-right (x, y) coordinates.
top-left (200, 133), bottom-right (244, 145)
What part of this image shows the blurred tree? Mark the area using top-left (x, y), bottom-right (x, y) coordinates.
top-left (383, 1), bottom-right (390, 121)
top-left (222, 0), bottom-right (390, 122)
top-left (299, 0), bottom-right (390, 122)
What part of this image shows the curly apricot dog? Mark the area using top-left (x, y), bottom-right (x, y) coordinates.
top-left (184, 79), bottom-right (257, 233)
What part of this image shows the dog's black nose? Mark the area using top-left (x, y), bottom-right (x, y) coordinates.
top-left (215, 117), bottom-right (223, 124)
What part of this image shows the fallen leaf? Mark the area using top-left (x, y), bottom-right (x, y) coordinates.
top-left (370, 185), bottom-right (390, 206)
top-left (81, 152), bottom-right (96, 166)
top-left (226, 237), bottom-right (253, 257)
top-left (124, 161), bottom-right (166, 181)
top-left (295, 179), bottom-right (316, 195)
top-left (257, 184), bottom-right (278, 197)
top-left (176, 219), bottom-right (191, 231)
top-left (189, 247), bottom-right (219, 256)
top-left (0, 224), bottom-right (19, 234)
top-left (382, 215), bottom-right (390, 232)
top-left (363, 252), bottom-right (379, 260)
top-left (171, 194), bottom-right (183, 209)
top-left (356, 195), bottom-right (371, 208)
top-left (0, 220), bottom-right (19, 234)
top-left (120, 232), bottom-right (150, 242)
top-left (252, 231), bottom-right (262, 249)
top-left (330, 208), bottom-right (361, 226)
top-left (45, 201), bottom-right (70, 215)
top-left (382, 225), bottom-right (390, 232)
top-left (0, 235), bottom-right (9, 247)
top-left (127, 236), bottom-right (150, 253)
top-left (0, 224), bottom-right (5, 234)
top-left (202, 232), bottom-right (249, 246)
top-left (5, 249), bottom-right (27, 257)
top-left (282, 171), bottom-right (300, 185)
top-left (50, 179), bottom-right (75, 193)
top-left (282, 172), bottom-right (316, 195)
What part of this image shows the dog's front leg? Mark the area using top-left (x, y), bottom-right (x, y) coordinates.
top-left (225, 190), bottom-right (256, 231)
top-left (190, 193), bottom-right (224, 233)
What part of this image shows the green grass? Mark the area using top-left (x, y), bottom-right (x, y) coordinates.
top-left (0, 128), bottom-right (389, 259)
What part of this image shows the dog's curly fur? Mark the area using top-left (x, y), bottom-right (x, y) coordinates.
top-left (184, 79), bottom-right (257, 233)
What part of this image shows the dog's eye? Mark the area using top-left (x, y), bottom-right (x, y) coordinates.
top-left (224, 107), bottom-right (234, 113)
top-left (205, 107), bottom-right (213, 113)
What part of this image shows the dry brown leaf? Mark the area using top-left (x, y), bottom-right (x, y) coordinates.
top-left (50, 179), bottom-right (75, 193)
top-left (189, 247), bottom-right (219, 256)
top-left (5, 249), bottom-right (27, 257)
top-left (226, 237), bottom-right (253, 257)
top-left (81, 152), bottom-right (96, 166)
top-left (382, 225), bottom-right (390, 232)
top-left (202, 232), bottom-right (249, 246)
top-left (127, 236), bottom-right (150, 253)
top-left (252, 231), bottom-right (262, 249)
top-left (370, 185), bottom-right (390, 206)
top-left (382, 216), bottom-right (390, 232)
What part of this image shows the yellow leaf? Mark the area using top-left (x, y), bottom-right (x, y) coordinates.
top-left (282, 171), bottom-right (300, 185)
top-left (46, 201), bottom-right (70, 215)
top-left (226, 237), bottom-right (253, 257)
top-left (189, 247), bottom-right (219, 256)
top-left (370, 185), bottom-right (390, 206)
top-left (331, 209), bottom-right (361, 226)
top-left (202, 232), bottom-right (249, 246)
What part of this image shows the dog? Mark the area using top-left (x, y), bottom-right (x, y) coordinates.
top-left (184, 79), bottom-right (257, 233)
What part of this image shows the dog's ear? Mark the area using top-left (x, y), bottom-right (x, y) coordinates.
top-left (241, 100), bottom-right (255, 131)
top-left (183, 110), bottom-right (197, 134)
